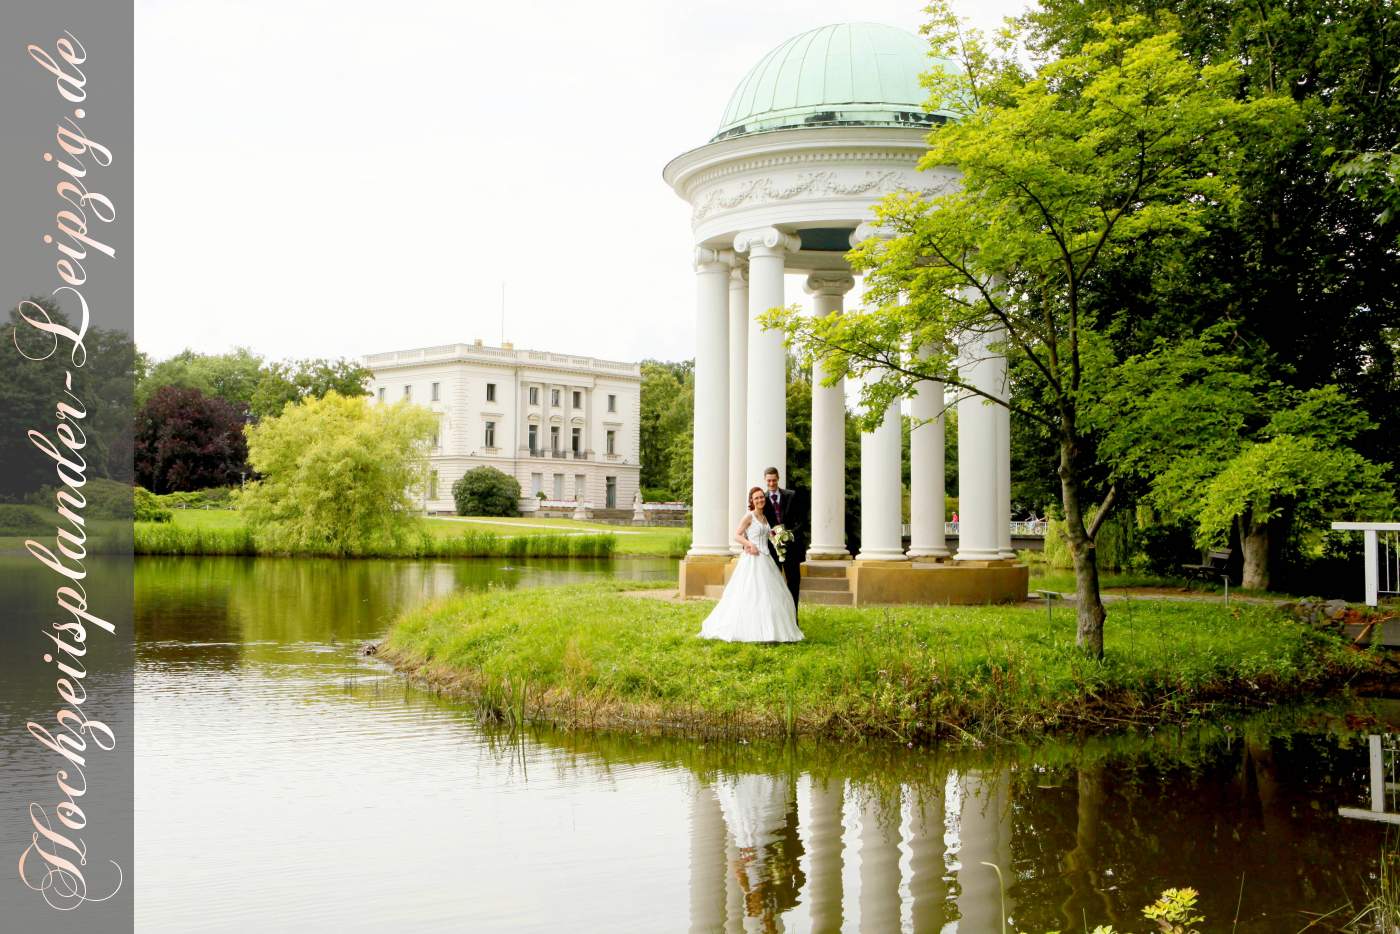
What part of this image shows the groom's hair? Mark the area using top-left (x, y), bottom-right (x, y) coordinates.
top-left (763, 467), bottom-right (779, 479)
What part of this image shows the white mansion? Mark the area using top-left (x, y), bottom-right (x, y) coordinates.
top-left (364, 341), bottom-right (641, 515)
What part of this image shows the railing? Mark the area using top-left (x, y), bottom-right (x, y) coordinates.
top-left (1331, 522), bottom-right (1400, 606)
top-left (940, 521), bottom-right (1047, 537)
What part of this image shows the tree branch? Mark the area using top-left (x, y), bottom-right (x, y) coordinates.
top-left (1085, 485), bottom-right (1119, 541)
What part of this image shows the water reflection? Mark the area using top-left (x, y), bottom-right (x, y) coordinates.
top-left (1339, 734), bottom-right (1400, 825)
top-left (128, 556), bottom-right (1397, 932)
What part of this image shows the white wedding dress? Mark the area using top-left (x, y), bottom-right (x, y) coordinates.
top-left (699, 512), bottom-right (803, 643)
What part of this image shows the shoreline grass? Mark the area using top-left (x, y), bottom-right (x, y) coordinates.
top-left (379, 581), bottom-right (1385, 746)
top-left (135, 509), bottom-right (688, 558)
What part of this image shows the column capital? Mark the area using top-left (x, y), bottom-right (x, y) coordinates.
top-left (850, 221), bottom-right (895, 247)
top-left (729, 265), bottom-right (748, 288)
top-left (694, 246), bottom-right (734, 270)
top-left (804, 273), bottom-right (855, 297)
top-left (734, 226), bottom-right (801, 257)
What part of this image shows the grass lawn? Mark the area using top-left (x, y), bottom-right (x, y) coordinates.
top-left (137, 508), bottom-right (689, 558)
top-left (380, 580), bottom-right (1381, 745)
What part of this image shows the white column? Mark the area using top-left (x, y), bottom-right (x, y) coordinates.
top-left (688, 247), bottom-right (732, 556)
top-left (907, 343), bottom-right (948, 560)
top-left (808, 778), bottom-right (845, 933)
top-left (955, 327), bottom-right (1006, 561)
top-left (734, 226), bottom-right (799, 484)
top-left (727, 265), bottom-right (749, 553)
top-left (858, 793), bottom-right (902, 933)
top-left (998, 400), bottom-right (1014, 558)
top-left (689, 783), bottom-right (727, 934)
top-left (806, 273), bottom-right (854, 560)
top-left (857, 386), bottom-right (905, 561)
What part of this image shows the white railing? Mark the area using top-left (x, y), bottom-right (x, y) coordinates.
top-left (940, 521), bottom-right (1047, 537)
top-left (1331, 522), bottom-right (1400, 607)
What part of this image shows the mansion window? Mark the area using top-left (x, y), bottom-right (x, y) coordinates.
top-left (605, 476), bottom-right (617, 509)
top-left (531, 473), bottom-right (543, 496)
top-left (572, 390), bottom-right (582, 409)
top-left (430, 424), bottom-right (440, 449)
top-left (486, 382), bottom-right (496, 403)
top-left (528, 424), bottom-right (539, 454)
top-left (607, 394), bottom-right (616, 413)
top-left (529, 386), bottom-right (539, 405)
top-left (553, 474), bottom-right (563, 500)
top-left (574, 474), bottom-right (585, 500)
top-left (431, 381), bottom-right (440, 402)
top-left (606, 430), bottom-right (616, 456)
top-left (551, 388), bottom-right (561, 407)
top-left (571, 426), bottom-right (582, 454)
top-left (550, 426), bottom-right (561, 452)
top-left (484, 421), bottom-right (496, 449)
top-left (428, 471), bottom-right (438, 500)
top-left (403, 385), bottom-right (412, 400)
top-left (377, 387), bottom-right (385, 402)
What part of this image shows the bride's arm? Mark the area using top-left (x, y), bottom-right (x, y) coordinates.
top-left (735, 514), bottom-right (758, 554)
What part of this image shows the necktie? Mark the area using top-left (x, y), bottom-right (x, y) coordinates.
top-left (770, 492), bottom-right (781, 521)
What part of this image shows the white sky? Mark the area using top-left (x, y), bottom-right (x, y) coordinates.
top-left (135, 0), bottom-right (1029, 365)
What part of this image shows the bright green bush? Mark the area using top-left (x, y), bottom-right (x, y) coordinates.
top-left (135, 486), bottom-right (173, 523)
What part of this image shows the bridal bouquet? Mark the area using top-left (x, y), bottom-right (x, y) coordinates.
top-left (770, 525), bottom-right (794, 563)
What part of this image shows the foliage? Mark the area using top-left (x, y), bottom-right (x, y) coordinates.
top-left (248, 357), bottom-right (372, 419)
top-left (136, 346), bottom-right (263, 410)
top-left (0, 504), bottom-right (51, 535)
top-left (134, 486), bottom-right (172, 523)
top-left (769, 10), bottom-right (1290, 656)
top-left (452, 466), bottom-right (521, 517)
top-left (1043, 509), bottom-right (1139, 572)
top-left (381, 582), bottom-right (1371, 745)
top-left (638, 360), bottom-right (694, 501)
top-left (135, 385), bottom-right (249, 493)
top-left (152, 486), bottom-right (236, 510)
top-left (238, 391), bottom-right (437, 555)
top-left (1, 297), bottom-right (136, 497)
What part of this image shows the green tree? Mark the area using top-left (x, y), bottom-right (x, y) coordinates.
top-left (1099, 332), bottom-right (1393, 589)
top-left (238, 391), bottom-right (436, 555)
top-left (452, 466), bottom-right (521, 517)
top-left (136, 346), bottom-right (263, 410)
top-left (769, 11), bottom-right (1289, 657)
top-left (249, 357), bottom-right (371, 419)
top-left (639, 360), bottom-right (695, 501)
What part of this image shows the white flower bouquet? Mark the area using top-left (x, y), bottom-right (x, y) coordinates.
top-left (769, 524), bottom-right (794, 562)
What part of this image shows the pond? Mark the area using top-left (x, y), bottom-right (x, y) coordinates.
top-left (63, 557), bottom-right (1400, 929)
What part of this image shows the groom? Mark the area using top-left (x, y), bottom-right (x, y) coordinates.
top-left (760, 467), bottom-right (808, 610)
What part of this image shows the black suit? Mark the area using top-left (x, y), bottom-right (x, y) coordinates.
top-left (762, 486), bottom-right (809, 608)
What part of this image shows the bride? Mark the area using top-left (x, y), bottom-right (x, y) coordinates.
top-left (699, 487), bottom-right (803, 643)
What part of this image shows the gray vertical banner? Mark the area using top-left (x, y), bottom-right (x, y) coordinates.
top-left (0, 1), bottom-right (134, 933)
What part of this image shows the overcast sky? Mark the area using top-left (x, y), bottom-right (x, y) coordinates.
top-left (135, 0), bottom-right (1029, 366)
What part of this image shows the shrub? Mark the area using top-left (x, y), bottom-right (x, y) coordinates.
top-left (453, 467), bottom-right (521, 517)
top-left (0, 503), bottom-right (49, 535)
top-left (134, 486), bottom-right (173, 523)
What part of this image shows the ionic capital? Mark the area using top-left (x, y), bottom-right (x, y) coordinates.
top-left (729, 265), bottom-right (749, 289)
top-left (850, 221), bottom-right (895, 247)
top-left (693, 246), bottom-right (735, 271)
top-left (804, 273), bottom-right (855, 297)
top-left (733, 226), bottom-right (801, 257)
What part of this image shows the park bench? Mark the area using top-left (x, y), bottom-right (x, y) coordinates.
top-left (1181, 549), bottom-right (1232, 595)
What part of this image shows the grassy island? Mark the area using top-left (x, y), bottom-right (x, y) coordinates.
top-left (379, 581), bottom-right (1382, 745)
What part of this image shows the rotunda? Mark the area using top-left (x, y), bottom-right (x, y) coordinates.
top-left (663, 22), bottom-right (1026, 604)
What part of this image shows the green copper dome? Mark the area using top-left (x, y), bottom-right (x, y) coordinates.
top-left (713, 22), bottom-right (956, 142)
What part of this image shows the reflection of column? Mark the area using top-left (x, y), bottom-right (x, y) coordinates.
top-left (956, 769), bottom-right (1014, 930)
top-left (909, 785), bottom-right (948, 931)
top-left (955, 329), bottom-right (1006, 561)
top-left (808, 778), bottom-right (845, 934)
top-left (689, 247), bottom-right (732, 557)
top-left (724, 835), bottom-right (744, 933)
top-left (690, 783), bottom-right (728, 934)
top-left (908, 343), bottom-right (948, 559)
top-left (735, 226), bottom-right (799, 484)
top-left (859, 793), bottom-right (902, 932)
top-left (728, 266), bottom-right (749, 554)
top-left (806, 274), bottom-right (855, 560)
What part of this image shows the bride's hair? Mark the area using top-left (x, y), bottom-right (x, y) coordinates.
top-left (747, 486), bottom-right (765, 512)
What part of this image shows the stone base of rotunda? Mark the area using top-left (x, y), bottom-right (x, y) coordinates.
top-left (678, 554), bottom-right (732, 598)
top-left (846, 559), bottom-right (1028, 606)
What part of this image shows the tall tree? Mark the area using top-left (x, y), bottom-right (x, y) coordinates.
top-left (134, 385), bottom-right (249, 493)
top-left (136, 347), bottom-right (264, 410)
top-left (770, 10), bottom-right (1290, 656)
top-left (249, 357), bottom-right (371, 419)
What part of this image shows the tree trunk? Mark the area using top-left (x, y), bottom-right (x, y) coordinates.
top-left (1240, 511), bottom-right (1270, 591)
top-left (1059, 439), bottom-right (1106, 659)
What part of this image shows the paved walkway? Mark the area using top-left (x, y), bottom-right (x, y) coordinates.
top-left (433, 516), bottom-right (645, 535)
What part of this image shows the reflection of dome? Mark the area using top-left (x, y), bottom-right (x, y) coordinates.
top-left (712, 22), bottom-right (958, 141)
